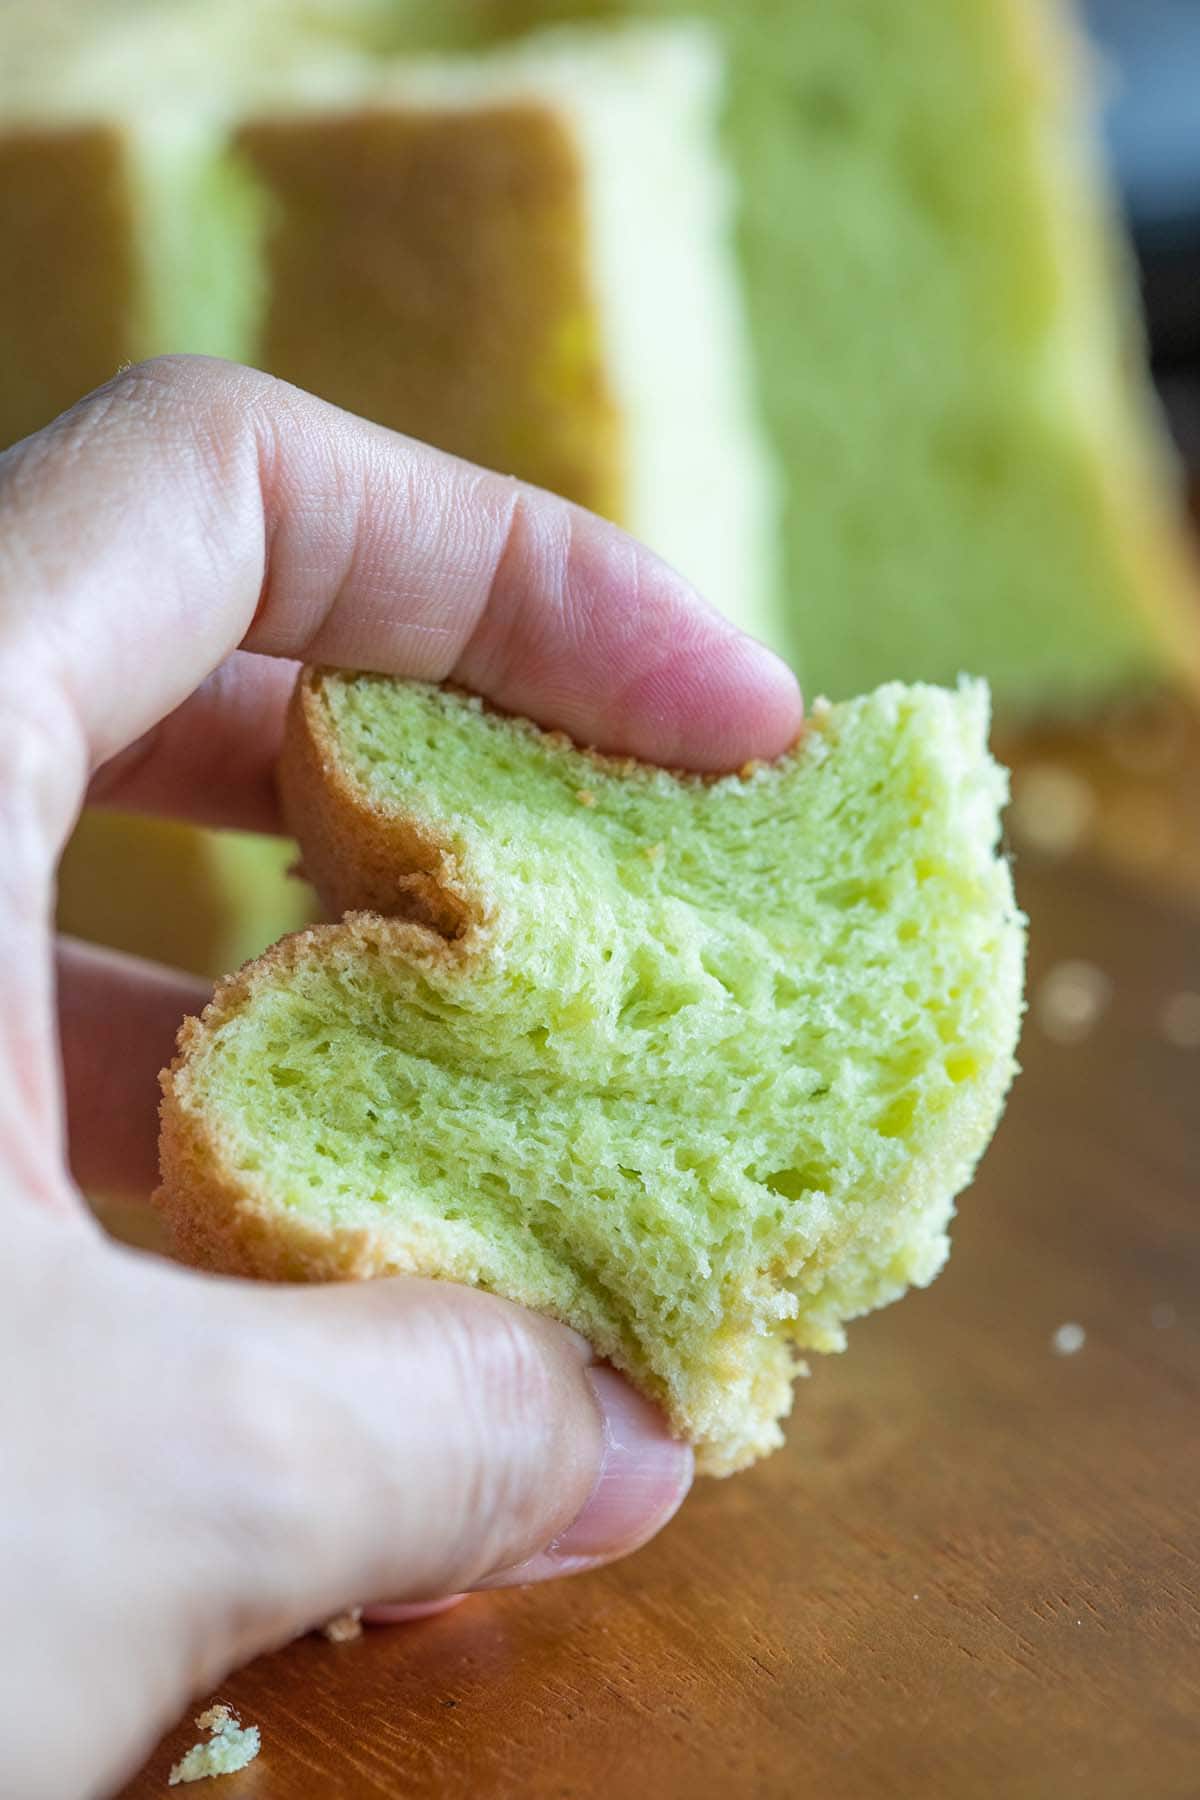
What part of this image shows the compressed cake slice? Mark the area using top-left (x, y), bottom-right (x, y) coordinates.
top-left (156, 672), bottom-right (1025, 1474)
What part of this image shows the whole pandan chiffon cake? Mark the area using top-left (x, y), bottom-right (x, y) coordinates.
top-left (157, 673), bottom-right (1025, 1474)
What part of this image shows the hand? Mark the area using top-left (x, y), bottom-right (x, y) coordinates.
top-left (0, 357), bottom-right (802, 1800)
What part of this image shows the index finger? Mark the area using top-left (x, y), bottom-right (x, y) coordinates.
top-left (0, 356), bottom-right (802, 864)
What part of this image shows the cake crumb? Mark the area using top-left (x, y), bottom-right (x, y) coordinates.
top-left (1160, 991), bottom-right (1200, 1051)
top-left (193, 1706), bottom-right (234, 1736)
top-left (575, 788), bottom-right (596, 807)
top-left (168, 1705), bottom-right (260, 1785)
top-left (322, 1607), bottom-right (364, 1643)
top-left (1010, 763), bottom-right (1095, 857)
top-left (1036, 960), bottom-right (1111, 1044)
top-left (1052, 1322), bottom-right (1086, 1357)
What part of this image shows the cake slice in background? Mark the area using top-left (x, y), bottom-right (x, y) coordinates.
top-left (0, 121), bottom-right (136, 450)
top-left (0, 7), bottom-right (774, 626)
top-left (0, 5), bottom-right (772, 976)
top-left (405, 0), bottom-right (1200, 712)
top-left (230, 26), bottom-right (778, 639)
top-left (55, 813), bottom-right (315, 979)
top-left (2, 0), bottom-right (1194, 711)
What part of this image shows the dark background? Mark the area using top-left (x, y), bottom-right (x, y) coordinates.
top-left (1085, 0), bottom-right (1200, 474)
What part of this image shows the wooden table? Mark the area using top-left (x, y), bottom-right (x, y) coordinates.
top-left (120, 749), bottom-right (1200, 1800)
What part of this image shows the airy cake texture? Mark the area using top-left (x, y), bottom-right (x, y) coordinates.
top-left (157, 673), bottom-right (1025, 1474)
top-left (167, 1704), bottom-right (260, 1787)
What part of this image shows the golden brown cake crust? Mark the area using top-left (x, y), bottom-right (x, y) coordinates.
top-left (279, 669), bottom-right (489, 938)
top-left (0, 123), bottom-right (136, 448)
top-left (161, 670), bottom-right (495, 1279)
top-left (237, 101), bottom-right (625, 519)
top-left (157, 913), bottom-right (473, 1278)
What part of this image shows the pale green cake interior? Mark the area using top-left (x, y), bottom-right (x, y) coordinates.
top-left (704, 0), bottom-right (1182, 706)
top-left (4, 0), bottom-right (1191, 712)
top-left (372, 0), bottom-right (1193, 709)
top-left (176, 677), bottom-right (1024, 1470)
top-left (131, 117), bottom-right (268, 364)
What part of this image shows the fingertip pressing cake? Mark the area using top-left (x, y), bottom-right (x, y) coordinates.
top-left (156, 672), bottom-right (1025, 1474)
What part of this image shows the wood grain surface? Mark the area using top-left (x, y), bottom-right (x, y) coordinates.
top-left (119, 769), bottom-right (1200, 1800)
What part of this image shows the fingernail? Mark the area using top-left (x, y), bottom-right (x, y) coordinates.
top-left (362, 1595), bottom-right (466, 1625)
top-left (476, 1366), bottom-right (693, 1590)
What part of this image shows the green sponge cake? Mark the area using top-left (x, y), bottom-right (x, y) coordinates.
top-left (156, 673), bottom-right (1025, 1474)
top-left (1, 7), bottom-right (774, 981)
top-left (7, 0), bottom-right (1197, 709)
top-left (412, 0), bottom-right (1200, 709)
top-left (0, 10), bottom-right (773, 629)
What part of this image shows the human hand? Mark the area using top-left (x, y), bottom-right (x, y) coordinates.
top-left (0, 358), bottom-right (802, 1799)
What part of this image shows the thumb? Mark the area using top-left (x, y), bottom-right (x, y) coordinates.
top-left (0, 1210), bottom-right (692, 1799)
top-left (207, 1272), bottom-right (692, 1650)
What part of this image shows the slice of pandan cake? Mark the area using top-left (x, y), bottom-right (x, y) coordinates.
top-left (158, 674), bottom-right (1024, 1474)
top-left (234, 23), bottom-right (777, 637)
top-left (5, 6), bottom-right (776, 988)
top-left (412, 0), bottom-right (1200, 710)
top-left (0, 9), bottom-right (774, 631)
